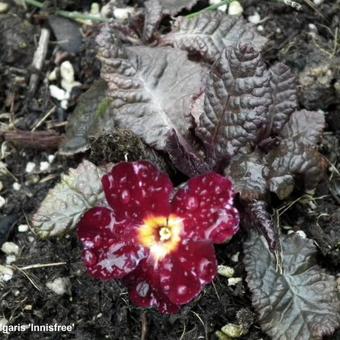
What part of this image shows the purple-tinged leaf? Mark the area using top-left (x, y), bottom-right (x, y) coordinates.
top-left (32, 160), bottom-right (110, 238)
top-left (280, 109), bottom-right (325, 146)
top-left (143, 0), bottom-right (199, 41)
top-left (244, 232), bottom-right (340, 340)
top-left (96, 24), bottom-right (207, 153)
top-left (196, 44), bottom-right (272, 169)
top-left (160, 12), bottom-right (267, 62)
top-left (269, 63), bottom-right (297, 134)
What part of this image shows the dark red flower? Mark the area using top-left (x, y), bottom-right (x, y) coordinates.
top-left (77, 161), bottom-right (239, 313)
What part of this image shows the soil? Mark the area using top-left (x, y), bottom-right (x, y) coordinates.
top-left (0, 0), bottom-right (340, 339)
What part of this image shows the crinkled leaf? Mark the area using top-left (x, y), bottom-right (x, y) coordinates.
top-left (280, 109), bottom-right (325, 146)
top-left (160, 12), bottom-right (267, 62)
top-left (143, 0), bottom-right (199, 41)
top-left (97, 25), bottom-right (206, 152)
top-left (196, 44), bottom-right (272, 169)
top-left (59, 80), bottom-right (110, 155)
top-left (32, 160), bottom-right (109, 238)
top-left (244, 232), bottom-right (340, 340)
top-left (267, 110), bottom-right (326, 194)
top-left (269, 63), bottom-right (297, 134)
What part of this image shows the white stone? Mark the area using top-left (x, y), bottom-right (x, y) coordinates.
top-left (209, 0), bottom-right (227, 12)
top-left (1, 242), bottom-right (19, 255)
top-left (217, 265), bottom-right (235, 278)
top-left (39, 161), bottom-right (50, 172)
top-left (113, 7), bottom-right (135, 20)
top-left (0, 2), bottom-right (9, 14)
top-left (0, 195), bottom-right (5, 208)
top-left (48, 154), bottom-right (55, 163)
top-left (296, 230), bottom-right (307, 239)
top-left (0, 265), bottom-right (14, 282)
top-left (25, 162), bottom-right (36, 173)
top-left (12, 182), bottom-right (21, 191)
top-left (28, 236), bottom-right (35, 243)
top-left (49, 85), bottom-right (69, 101)
top-left (228, 277), bottom-right (242, 286)
top-left (257, 25), bottom-right (264, 32)
top-left (18, 224), bottom-right (29, 232)
top-left (228, 1), bottom-right (243, 16)
top-left (6, 255), bottom-right (16, 265)
top-left (231, 252), bottom-right (240, 263)
top-left (46, 277), bottom-right (70, 295)
top-left (248, 11), bottom-right (261, 24)
top-left (48, 67), bottom-right (58, 82)
top-left (313, 0), bottom-right (323, 5)
top-left (60, 61), bottom-right (75, 83)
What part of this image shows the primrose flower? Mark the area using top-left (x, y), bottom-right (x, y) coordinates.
top-left (77, 161), bottom-right (239, 313)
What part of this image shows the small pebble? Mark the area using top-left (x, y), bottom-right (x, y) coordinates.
top-left (39, 161), bottom-right (50, 172)
top-left (1, 242), bottom-right (19, 255)
top-left (248, 11), bottom-right (261, 24)
top-left (296, 230), bottom-right (307, 239)
top-left (24, 305), bottom-right (32, 311)
top-left (218, 265), bottom-right (235, 278)
top-left (14, 290), bottom-right (20, 296)
top-left (48, 154), bottom-right (55, 163)
top-left (28, 236), bottom-right (35, 243)
top-left (12, 182), bottom-right (21, 191)
top-left (46, 277), bottom-right (71, 295)
top-left (60, 61), bottom-right (75, 83)
top-left (113, 7), bottom-right (135, 20)
top-left (25, 162), bottom-right (36, 173)
top-left (313, 0), bottom-right (323, 5)
top-left (228, 1), bottom-right (243, 16)
top-left (209, 0), bottom-right (227, 12)
top-left (0, 2), bottom-right (9, 14)
top-left (231, 252), bottom-right (240, 263)
top-left (18, 224), bottom-right (29, 233)
top-left (49, 85), bottom-right (69, 101)
top-left (0, 195), bottom-right (5, 208)
top-left (257, 25), bottom-right (264, 32)
top-left (228, 277), bottom-right (242, 286)
top-left (0, 265), bottom-right (14, 282)
top-left (6, 255), bottom-right (16, 265)
top-left (48, 67), bottom-right (58, 81)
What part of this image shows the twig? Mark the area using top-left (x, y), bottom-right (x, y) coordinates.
top-left (140, 311), bottom-right (148, 340)
top-left (29, 28), bottom-right (50, 95)
top-left (15, 262), bottom-right (66, 271)
top-left (31, 106), bottom-right (57, 131)
top-left (24, 0), bottom-right (109, 23)
top-left (0, 130), bottom-right (64, 150)
top-left (186, 0), bottom-right (233, 19)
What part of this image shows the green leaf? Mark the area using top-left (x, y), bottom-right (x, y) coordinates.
top-left (32, 160), bottom-right (110, 238)
top-left (244, 232), bottom-right (340, 340)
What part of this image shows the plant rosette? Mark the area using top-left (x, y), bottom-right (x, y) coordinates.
top-left (77, 161), bottom-right (239, 313)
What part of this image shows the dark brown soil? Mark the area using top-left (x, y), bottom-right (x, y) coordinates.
top-left (0, 0), bottom-right (339, 339)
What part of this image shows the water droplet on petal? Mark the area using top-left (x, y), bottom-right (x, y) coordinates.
top-left (177, 285), bottom-right (187, 295)
top-left (84, 250), bottom-right (97, 266)
top-left (121, 190), bottom-right (130, 203)
top-left (186, 196), bottom-right (198, 210)
top-left (136, 281), bottom-right (150, 297)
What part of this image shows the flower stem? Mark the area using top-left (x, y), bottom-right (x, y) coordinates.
top-left (24, 0), bottom-right (109, 23)
top-left (186, 0), bottom-right (234, 19)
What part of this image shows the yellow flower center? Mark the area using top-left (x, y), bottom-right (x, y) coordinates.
top-left (138, 215), bottom-right (183, 261)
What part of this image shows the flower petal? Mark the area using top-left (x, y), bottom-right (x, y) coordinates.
top-left (102, 161), bottom-right (173, 221)
top-left (78, 207), bottom-right (147, 280)
top-left (159, 240), bottom-right (217, 305)
top-left (123, 259), bottom-right (180, 314)
top-left (172, 173), bottom-right (240, 243)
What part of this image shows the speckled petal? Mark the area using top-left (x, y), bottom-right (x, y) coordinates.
top-left (123, 258), bottom-right (181, 314)
top-left (102, 161), bottom-right (173, 220)
top-left (172, 173), bottom-right (240, 243)
top-left (159, 240), bottom-right (217, 305)
top-left (78, 207), bottom-right (147, 280)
